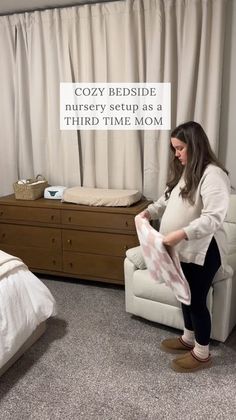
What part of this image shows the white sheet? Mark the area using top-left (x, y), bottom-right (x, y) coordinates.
top-left (0, 250), bottom-right (57, 369)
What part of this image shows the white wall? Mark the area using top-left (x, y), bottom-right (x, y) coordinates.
top-left (220, 0), bottom-right (236, 191)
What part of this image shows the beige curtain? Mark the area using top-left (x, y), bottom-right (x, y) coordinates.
top-left (0, 0), bottom-right (227, 199)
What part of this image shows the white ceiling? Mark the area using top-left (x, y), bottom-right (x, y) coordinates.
top-left (0, 0), bottom-right (114, 15)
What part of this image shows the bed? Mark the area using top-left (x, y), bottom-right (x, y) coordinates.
top-left (0, 250), bottom-right (56, 376)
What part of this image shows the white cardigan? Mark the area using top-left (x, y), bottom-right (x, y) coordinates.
top-left (147, 164), bottom-right (231, 266)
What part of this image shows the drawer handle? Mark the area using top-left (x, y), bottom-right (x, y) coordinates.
top-left (124, 245), bottom-right (128, 251)
top-left (51, 238), bottom-right (56, 243)
top-left (51, 215), bottom-right (55, 221)
top-left (52, 259), bottom-right (56, 265)
top-left (68, 216), bottom-right (72, 222)
top-left (0, 211), bottom-right (3, 216)
top-left (67, 239), bottom-right (72, 245)
top-left (125, 221), bottom-right (129, 227)
top-left (69, 262), bottom-right (73, 268)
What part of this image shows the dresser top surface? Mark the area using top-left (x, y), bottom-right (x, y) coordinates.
top-left (0, 194), bottom-right (150, 214)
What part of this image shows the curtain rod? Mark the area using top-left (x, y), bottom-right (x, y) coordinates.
top-left (0, 0), bottom-right (124, 17)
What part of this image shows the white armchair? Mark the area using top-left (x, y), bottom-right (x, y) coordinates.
top-left (124, 195), bottom-right (236, 342)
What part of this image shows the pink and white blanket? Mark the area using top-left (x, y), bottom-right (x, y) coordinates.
top-left (135, 214), bottom-right (191, 305)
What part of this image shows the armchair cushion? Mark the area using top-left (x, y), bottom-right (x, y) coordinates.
top-left (224, 222), bottom-right (236, 262)
top-left (133, 269), bottom-right (181, 307)
top-left (213, 264), bottom-right (233, 283)
top-left (227, 254), bottom-right (236, 272)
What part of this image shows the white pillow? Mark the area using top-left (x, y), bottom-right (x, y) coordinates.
top-left (126, 246), bottom-right (146, 269)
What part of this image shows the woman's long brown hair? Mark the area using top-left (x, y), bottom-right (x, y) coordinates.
top-left (165, 121), bottom-right (228, 204)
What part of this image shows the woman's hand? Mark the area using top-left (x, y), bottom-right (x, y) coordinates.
top-left (139, 210), bottom-right (151, 220)
top-left (162, 229), bottom-right (187, 247)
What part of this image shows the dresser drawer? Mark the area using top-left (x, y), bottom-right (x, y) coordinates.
top-left (63, 251), bottom-right (124, 282)
top-left (62, 230), bottom-right (139, 256)
top-left (0, 205), bottom-right (60, 224)
top-left (62, 210), bottom-right (135, 231)
top-left (0, 245), bottom-right (62, 271)
top-left (0, 224), bottom-right (61, 249)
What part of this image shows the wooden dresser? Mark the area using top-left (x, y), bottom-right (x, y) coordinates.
top-left (0, 194), bottom-right (149, 284)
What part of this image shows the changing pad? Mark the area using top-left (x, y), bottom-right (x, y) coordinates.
top-left (63, 187), bottom-right (142, 207)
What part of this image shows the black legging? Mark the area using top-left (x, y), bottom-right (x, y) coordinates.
top-left (181, 237), bottom-right (221, 345)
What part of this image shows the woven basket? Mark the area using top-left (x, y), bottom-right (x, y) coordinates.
top-left (13, 175), bottom-right (48, 200)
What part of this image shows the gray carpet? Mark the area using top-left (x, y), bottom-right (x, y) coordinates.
top-left (0, 277), bottom-right (236, 420)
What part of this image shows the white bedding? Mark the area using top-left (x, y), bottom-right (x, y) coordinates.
top-left (0, 250), bottom-right (56, 370)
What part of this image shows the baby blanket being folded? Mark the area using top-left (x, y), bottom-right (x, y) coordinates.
top-left (135, 214), bottom-right (191, 305)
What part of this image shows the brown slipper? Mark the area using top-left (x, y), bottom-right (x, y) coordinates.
top-left (171, 351), bottom-right (212, 373)
top-left (160, 337), bottom-right (194, 354)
